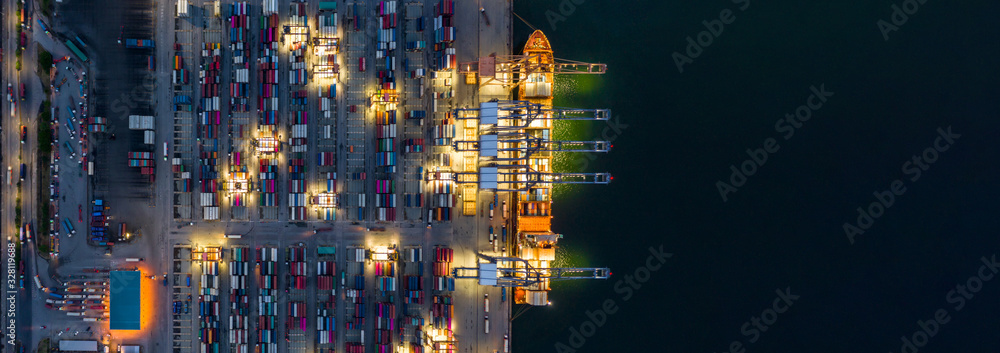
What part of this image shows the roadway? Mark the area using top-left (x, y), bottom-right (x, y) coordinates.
top-left (1, 0), bottom-right (37, 350)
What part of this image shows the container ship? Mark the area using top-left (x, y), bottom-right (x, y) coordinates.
top-left (513, 30), bottom-right (559, 306)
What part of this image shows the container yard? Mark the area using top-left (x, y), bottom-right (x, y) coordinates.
top-left (12, 1), bottom-right (612, 353)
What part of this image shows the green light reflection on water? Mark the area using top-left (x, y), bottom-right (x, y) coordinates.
top-left (550, 74), bottom-right (605, 200)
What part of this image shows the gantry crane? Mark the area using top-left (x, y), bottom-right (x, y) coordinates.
top-left (455, 100), bottom-right (610, 130)
top-left (459, 54), bottom-right (607, 90)
top-left (452, 254), bottom-right (610, 288)
top-left (454, 133), bottom-right (610, 163)
top-left (454, 133), bottom-right (610, 155)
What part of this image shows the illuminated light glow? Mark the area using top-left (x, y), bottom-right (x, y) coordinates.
top-left (315, 193), bottom-right (338, 208)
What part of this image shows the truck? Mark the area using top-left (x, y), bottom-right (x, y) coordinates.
top-left (34, 275), bottom-right (43, 290)
top-left (63, 218), bottom-right (75, 236)
top-left (65, 141), bottom-right (76, 158)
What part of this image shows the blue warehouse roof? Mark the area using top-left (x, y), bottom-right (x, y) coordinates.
top-left (109, 271), bottom-right (142, 330)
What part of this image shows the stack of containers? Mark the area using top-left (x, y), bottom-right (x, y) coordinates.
top-left (376, 1), bottom-right (397, 59)
top-left (346, 273), bottom-right (365, 329)
top-left (376, 110), bottom-right (396, 221)
top-left (258, 158), bottom-right (277, 208)
top-left (374, 245), bottom-right (395, 352)
top-left (90, 199), bottom-right (107, 244)
top-left (126, 151), bottom-right (154, 178)
top-left (403, 138), bottom-right (423, 153)
top-left (345, 248), bottom-right (366, 337)
top-left (288, 3), bottom-right (308, 87)
top-left (229, 153), bottom-right (248, 208)
top-left (375, 262), bottom-right (395, 296)
top-left (403, 248), bottom-right (423, 306)
top-left (256, 247), bottom-right (279, 353)
top-left (431, 295), bottom-right (454, 332)
top-left (430, 179), bottom-right (453, 222)
top-left (200, 42), bottom-right (223, 221)
top-left (315, 11), bottom-right (337, 77)
top-left (432, 247), bottom-right (453, 291)
top-left (431, 112), bottom-right (455, 146)
top-left (317, 260), bottom-right (336, 292)
top-left (288, 3), bottom-right (309, 220)
top-left (345, 342), bottom-right (365, 353)
top-left (288, 302), bottom-right (307, 332)
top-left (230, 2), bottom-right (250, 112)
top-left (170, 38), bottom-right (191, 201)
top-left (402, 252), bottom-right (426, 353)
top-left (317, 301), bottom-right (336, 346)
top-left (320, 172), bottom-right (337, 220)
top-left (403, 273), bottom-right (423, 303)
top-left (174, 158), bottom-right (192, 192)
top-left (375, 301), bottom-right (395, 350)
top-left (88, 116), bottom-right (107, 133)
top-left (200, 261), bottom-right (221, 353)
top-left (317, 247), bottom-right (337, 348)
top-left (286, 5), bottom-right (308, 144)
top-left (316, 57), bottom-right (338, 218)
top-left (288, 247), bottom-right (307, 290)
top-left (173, 54), bottom-right (189, 84)
top-left (288, 150), bottom-right (307, 220)
top-left (432, 0), bottom-right (455, 70)
top-left (258, 6), bottom-right (279, 111)
top-left (229, 247), bottom-right (250, 353)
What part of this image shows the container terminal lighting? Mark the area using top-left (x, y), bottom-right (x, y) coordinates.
top-left (315, 193), bottom-right (337, 207)
top-left (256, 137), bottom-right (278, 153)
top-left (371, 245), bottom-right (396, 261)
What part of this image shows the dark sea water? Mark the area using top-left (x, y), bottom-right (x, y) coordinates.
top-left (511, 1), bottom-right (1000, 352)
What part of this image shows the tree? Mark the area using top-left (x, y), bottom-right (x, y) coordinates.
top-left (38, 49), bottom-right (53, 69)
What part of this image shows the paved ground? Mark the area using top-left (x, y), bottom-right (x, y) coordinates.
top-left (4, 0), bottom-right (519, 352)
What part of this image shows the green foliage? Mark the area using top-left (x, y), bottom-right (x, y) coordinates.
top-left (38, 50), bottom-right (53, 70)
top-left (37, 102), bottom-right (52, 154)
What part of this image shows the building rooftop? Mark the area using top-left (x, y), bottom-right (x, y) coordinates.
top-left (110, 271), bottom-right (142, 330)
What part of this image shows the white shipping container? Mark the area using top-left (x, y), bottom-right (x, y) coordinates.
top-left (201, 192), bottom-right (216, 206)
top-left (204, 206), bottom-right (220, 220)
top-left (129, 115), bottom-right (155, 130)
